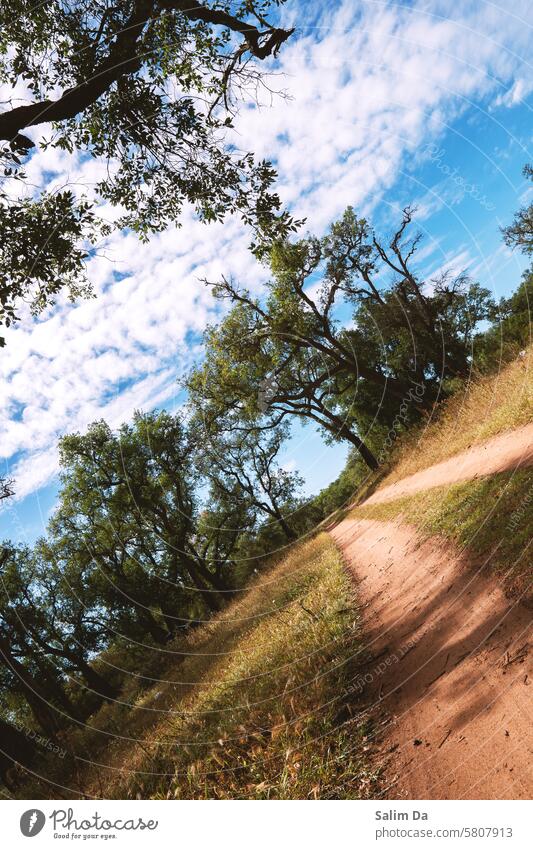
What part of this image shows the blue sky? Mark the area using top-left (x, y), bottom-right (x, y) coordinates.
top-left (1, 0), bottom-right (532, 545)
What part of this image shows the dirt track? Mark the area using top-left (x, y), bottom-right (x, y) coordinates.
top-left (364, 421), bottom-right (533, 505)
top-left (330, 427), bottom-right (533, 799)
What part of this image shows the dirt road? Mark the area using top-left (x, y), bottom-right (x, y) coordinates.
top-left (330, 427), bottom-right (533, 799)
top-left (364, 421), bottom-right (533, 505)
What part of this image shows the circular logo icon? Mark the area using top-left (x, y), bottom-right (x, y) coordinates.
top-left (20, 809), bottom-right (46, 837)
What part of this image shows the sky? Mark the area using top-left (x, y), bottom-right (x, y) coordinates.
top-left (1, 0), bottom-right (532, 544)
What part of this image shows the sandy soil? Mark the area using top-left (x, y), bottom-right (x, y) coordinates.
top-left (330, 518), bottom-right (532, 799)
top-left (364, 421), bottom-right (533, 505)
top-left (330, 421), bottom-right (533, 799)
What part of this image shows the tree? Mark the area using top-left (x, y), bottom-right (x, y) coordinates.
top-left (0, 544), bottom-right (82, 734)
top-left (18, 539), bottom-right (118, 700)
top-left (187, 206), bottom-right (493, 468)
top-left (187, 301), bottom-right (382, 469)
top-left (0, 1), bottom-right (296, 346)
top-left (193, 486), bottom-right (255, 588)
top-left (200, 420), bottom-right (303, 541)
top-left (52, 412), bottom-right (206, 631)
top-left (502, 164), bottom-right (533, 254)
top-left (478, 267), bottom-right (532, 363)
top-left (50, 410), bottom-right (252, 629)
top-left (0, 192), bottom-right (96, 348)
top-left (344, 269), bottom-right (493, 425)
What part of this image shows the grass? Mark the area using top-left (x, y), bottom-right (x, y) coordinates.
top-left (380, 346), bottom-right (533, 485)
top-left (18, 534), bottom-right (378, 800)
top-left (316, 347), bottom-right (533, 521)
top-left (14, 355), bottom-right (532, 801)
top-left (352, 469), bottom-right (533, 603)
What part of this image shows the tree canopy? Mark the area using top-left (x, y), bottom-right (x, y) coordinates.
top-left (0, 0), bottom-right (296, 346)
top-left (187, 206), bottom-right (494, 469)
top-left (502, 164), bottom-right (533, 255)
top-left (198, 419), bottom-right (303, 541)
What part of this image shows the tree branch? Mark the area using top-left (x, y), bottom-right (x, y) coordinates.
top-left (0, 0), bottom-right (293, 149)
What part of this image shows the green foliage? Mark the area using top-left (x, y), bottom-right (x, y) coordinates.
top-left (0, 543), bottom-right (86, 735)
top-left (502, 164), bottom-right (533, 255)
top-left (477, 268), bottom-right (532, 366)
top-left (0, 191), bottom-right (96, 346)
top-left (187, 205), bottom-right (494, 469)
top-left (198, 420), bottom-right (304, 542)
top-left (0, 1), bottom-right (296, 346)
top-left (51, 410), bottom-right (238, 627)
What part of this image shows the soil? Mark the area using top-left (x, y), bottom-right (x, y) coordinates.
top-left (330, 426), bottom-right (533, 799)
top-left (364, 421), bottom-right (533, 505)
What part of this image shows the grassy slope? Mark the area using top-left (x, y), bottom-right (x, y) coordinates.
top-left (353, 470), bottom-right (532, 603)
top-left (20, 534), bottom-right (377, 800)
top-left (380, 346), bottom-right (532, 486)
top-left (347, 347), bottom-right (533, 604)
top-left (17, 352), bottom-right (532, 800)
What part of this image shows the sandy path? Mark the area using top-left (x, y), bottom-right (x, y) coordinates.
top-left (329, 518), bottom-right (532, 799)
top-left (364, 422), bottom-right (533, 505)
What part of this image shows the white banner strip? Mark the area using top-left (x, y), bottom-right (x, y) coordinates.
top-left (2, 799), bottom-right (531, 848)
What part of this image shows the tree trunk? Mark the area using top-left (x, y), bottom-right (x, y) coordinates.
top-left (159, 598), bottom-right (190, 637)
top-left (302, 393), bottom-right (380, 470)
top-left (74, 658), bottom-right (117, 700)
top-left (135, 608), bottom-right (170, 644)
top-left (0, 639), bottom-right (63, 735)
top-left (312, 406), bottom-right (379, 470)
top-left (183, 556), bottom-right (223, 613)
top-left (272, 510), bottom-right (297, 541)
top-left (343, 429), bottom-right (379, 470)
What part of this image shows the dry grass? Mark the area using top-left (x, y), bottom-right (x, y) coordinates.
top-left (352, 469), bottom-right (533, 604)
top-left (16, 350), bottom-right (532, 801)
top-left (341, 348), bottom-right (533, 606)
top-left (382, 346), bottom-right (533, 485)
top-left (18, 534), bottom-right (377, 800)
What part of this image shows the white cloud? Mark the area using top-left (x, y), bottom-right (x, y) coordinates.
top-left (493, 77), bottom-right (533, 109)
top-left (1, 213), bottom-right (265, 497)
top-left (237, 0), bottom-right (532, 229)
top-left (2, 0), bottom-right (532, 501)
top-left (427, 247), bottom-right (475, 283)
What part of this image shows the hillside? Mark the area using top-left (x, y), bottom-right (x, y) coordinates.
top-left (16, 535), bottom-right (377, 800)
top-left (330, 347), bottom-right (533, 799)
top-left (10, 348), bottom-right (532, 800)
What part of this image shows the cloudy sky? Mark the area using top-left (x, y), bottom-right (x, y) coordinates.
top-left (1, 0), bottom-right (532, 543)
